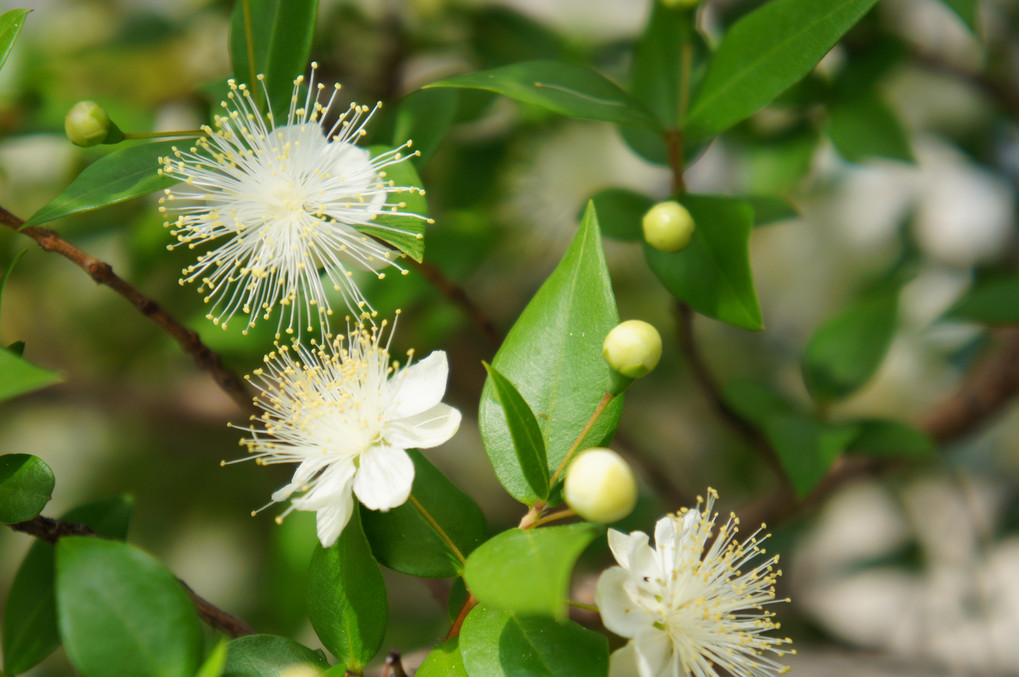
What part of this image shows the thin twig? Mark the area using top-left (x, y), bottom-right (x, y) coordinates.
top-left (382, 649), bottom-right (409, 677)
top-left (407, 258), bottom-right (501, 348)
top-left (0, 207), bottom-right (253, 414)
top-left (9, 516), bottom-right (255, 637)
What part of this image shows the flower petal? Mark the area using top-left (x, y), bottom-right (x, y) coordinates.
top-left (388, 403), bottom-right (461, 449)
top-left (596, 567), bottom-right (652, 638)
top-left (632, 628), bottom-right (674, 677)
top-left (313, 489), bottom-right (356, 548)
top-left (386, 351), bottom-right (449, 419)
top-left (608, 529), bottom-right (650, 570)
top-left (353, 445), bottom-right (415, 511)
top-left (609, 643), bottom-right (640, 677)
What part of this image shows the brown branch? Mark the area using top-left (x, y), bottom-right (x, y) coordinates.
top-left (0, 207), bottom-right (254, 414)
top-left (407, 258), bottom-right (501, 348)
top-left (382, 650), bottom-right (409, 677)
top-left (9, 515), bottom-right (255, 638)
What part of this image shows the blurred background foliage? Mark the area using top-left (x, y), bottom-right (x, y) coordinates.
top-left (1, 0), bottom-right (1019, 674)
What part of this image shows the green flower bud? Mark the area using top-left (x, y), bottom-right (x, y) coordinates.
top-left (564, 448), bottom-right (638, 524)
top-left (603, 319), bottom-right (662, 380)
top-left (642, 201), bottom-right (695, 252)
top-left (64, 101), bottom-right (123, 147)
top-left (660, 0), bottom-right (701, 8)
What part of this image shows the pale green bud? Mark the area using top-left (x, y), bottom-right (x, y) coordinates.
top-left (564, 448), bottom-right (638, 524)
top-left (660, 0), bottom-right (701, 8)
top-left (603, 320), bottom-right (662, 379)
top-left (64, 101), bottom-right (123, 147)
top-left (642, 201), bottom-right (695, 252)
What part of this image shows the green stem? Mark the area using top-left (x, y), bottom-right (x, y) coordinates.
top-left (549, 391), bottom-right (615, 488)
top-left (568, 600), bottom-right (599, 613)
top-left (409, 493), bottom-right (466, 565)
top-left (123, 130), bottom-right (203, 140)
top-left (241, 0), bottom-right (261, 111)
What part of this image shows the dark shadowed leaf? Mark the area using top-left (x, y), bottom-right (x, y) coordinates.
top-left (0, 454), bottom-right (54, 525)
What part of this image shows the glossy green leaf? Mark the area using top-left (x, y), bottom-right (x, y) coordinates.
top-left (0, 348), bottom-right (62, 403)
top-left (846, 419), bottom-right (935, 459)
top-left (827, 93), bottom-right (913, 163)
top-left (644, 195), bottom-right (762, 330)
top-left (585, 189), bottom-right (654, 242)
top-left (195, 641), bottom-right (228, 677)
top-left (479, 203), bottom-right (622, 504)
top-left (723, 380), bottom-right (797, 428)
top-left (358, 146), bottom-right (428, 262)
top-left (307, 512), bottom-right (386, 670)
top-left (944, 275), bottom-right (1019, 325)
top-left (229, 0), bottom-right (318, 117)
top-left (361, 450), bottom-right (486, 578)
top-left (938, 0), bottom-right (977, 32)
top-left (0, 249), bottom-right (27, 327)
top-left (0, 454), bottom-right (54, 524)
top-left (802, 293), bottom-right (898, 403)
top-left (460, 606), bottom-right (609, 677)
top-left (416, 637), bottom-right (467, 677)
top-left (683, 0), bottom-right (879, 140)
top-left (3, 495), bottom-right (133, 675)
top-left (222, 635), bottom-right (330, 677)
top-left (463, 524), bottom-right (602, 619)
top-left (391, 88), bottom-right (458, 167)
top-left (25, 141), bottom-right (178, 227)
top-left (425, 61), bottom-right (661, 131)
top-left (764, 414), bottom-right (858, 498)
top-left (483, 363), bottom-right (549, 501)
top-left (56, 538), bottom-right (203, 677)
top-left (0, 9), bottom-right (29, 73)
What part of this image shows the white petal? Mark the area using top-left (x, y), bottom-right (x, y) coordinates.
top-left (596, 567), bottom-right (652, 638)
top-left (609, 643), bottom-right (641, 677)
top-left (386, 351), bottom-right (449, 419)
top-left (313, 489), bottom-right (356, 548)
top-left (271, 457), bottom-right (333, 503)
top-left (353, 446), bottom-right (415, 511)
top-left (608, 529), bottom-right (649, 570)
top-left (632, 628), bottom-right (674, 677)
top-left (388, 403), bottom-right (461, 449)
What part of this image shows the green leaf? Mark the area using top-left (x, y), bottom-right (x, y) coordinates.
top-left (0, 348), bottom-right (62, 403)
top-left (0, 249), bottom-right (28, 327)
top-left (644, 195), bottom-right (762, 330)
top-left (0, 454), bottom-right (54, 524)
top-left (463, 524), bottom-right (601, 619)
top-left (391, 88), bottom-right (458, 167)
top-left (425, 61), bottom-right (661, 131)
top-left (764, 414), bottom-right (858, 498)
top-left (3, 496), bottom-right (133, 675)
top-left (846, 419), bottom-right (935, 459)
top-left (196, 641), bottom-right (228, 677)
top-left (683, 0), bottom-right (879, 140)
top-left (802, 292), bottom-right (898, 403)
top-left (307, 511), bottom-right (386, 670)
top-left (944, 275), bottom-right (1019, 325)
top-left (585, 189), bottom-right (654, 242)
top-left (56, 538), bottom-right (203, 677)
top-left (361, 451), bottom-right (486, 578)
top-left (479, 202), bottom-right (622, 504)
top-left (358, 146), bottom-right (428, 262)
top-left (229, 0), bottom-right (318, 118)
top-left (25, 141), bottom-right (178, 227)
top-left (938, 0), bottom-right (978, 32)
top-left (416, 637), bottom-right (467, 677)
top-left (0, 9), bottom-right (29, 73)
top-left (4, 498), bottom-right (132, 673)
top-left (222, 635), bottom-right (330, 677)
top-left (722, 380), bottom-right (797, 428)
top-left (827, 92), bottom-right (913, 163)
top-left (460, 606), bottom-right (609, 677)
top-left (483, 363), bottom-right (550, 501)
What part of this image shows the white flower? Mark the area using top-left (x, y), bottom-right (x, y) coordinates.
top-left (596, 489), bottom-right (794, 677)
top-left (159, 63), bottom-right (430, 337)
top-left (231, 315), bottom-right (461, 547)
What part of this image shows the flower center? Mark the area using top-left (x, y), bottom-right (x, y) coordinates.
top-left (267, 183), bottom-right (311, 222)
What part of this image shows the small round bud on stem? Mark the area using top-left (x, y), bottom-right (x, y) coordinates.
top-left (643, 201), bottom-right (695, 252)
top-left (564, 448), bottom-right (638, 524)
top-left (603, 320), bottom-right (662, 393)
top-left (64, 101), bottom-right (124, 147)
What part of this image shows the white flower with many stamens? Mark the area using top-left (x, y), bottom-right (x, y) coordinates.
top-left (596, 489), bottom-right (794, 677)
top-left (158, 63), bottom-right (430, 337)
top-left (231, 315), bottom-right (461, 547)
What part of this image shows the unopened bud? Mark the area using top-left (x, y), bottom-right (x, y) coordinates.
top-left (642, 201), bottom-right (695, 252)
top-left (660, 0), bottom-right (702, 8)
top-left (564, 448), bottom-right (637, 524)
top-left (278, 666), bottom-right (322, 677)
top-left (64, 101), bottom-right (123, 147)
top-left (603, 320), bottom-right (662, 382)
